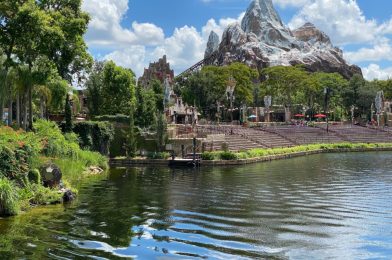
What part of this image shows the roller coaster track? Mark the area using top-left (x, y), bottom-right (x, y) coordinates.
top-left (176, 53), bottom-right (217, 79)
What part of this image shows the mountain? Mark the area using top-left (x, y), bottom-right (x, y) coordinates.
top-left (205, 0), bottom-right (362, 79)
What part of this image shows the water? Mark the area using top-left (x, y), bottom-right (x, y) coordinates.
top-left (1, 152), bottom-right (392, 259)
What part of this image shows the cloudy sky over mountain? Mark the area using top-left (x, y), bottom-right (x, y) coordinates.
top-left (81, 0), bottom-right (392, 80)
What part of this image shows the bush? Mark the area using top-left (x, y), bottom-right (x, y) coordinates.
top-left (0, 145), bottom-right (30, 181)
top-left (28, 169), bottom-right (41, 184)
top-left (0, 178), bottom-right (19, 216)
top-left (201, 152), bottom-right (216, 160)
top-left (73, 121), bottom-right (114, 156)
top-left (146, 152), bottom-right (170, 159)
top-left (34, 120), bottom-right (79, 158)
top-left (219, 151), bottom-right (238, 160)
top-left (93, 114), bottom-right (130, 124)
top-left (29, 184), bottom-right (63, 205)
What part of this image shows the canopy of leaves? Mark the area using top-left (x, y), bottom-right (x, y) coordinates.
top-left (178, 63), bottom-right (259, 118)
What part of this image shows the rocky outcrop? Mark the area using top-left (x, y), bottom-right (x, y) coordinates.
top-left (205, 31), bottom-right (220, 59)
top-left (40, 163), bottom-right (62, 189)
top-left (206, 0), bottom-right (362, 79)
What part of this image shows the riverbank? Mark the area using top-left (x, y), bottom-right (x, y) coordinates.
top-left (0, 120), bottom-right (108, 217)
top-left (110, 143), bottom-right (392, 167)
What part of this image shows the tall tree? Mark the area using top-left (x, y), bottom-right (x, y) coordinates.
top-left (64, 93), bottom-right (72, 132)
top-left (261, 66), bottom-right (308, 121)
top-left (85, 61), bottom-right (105, 117)
top-left (100, 61), bottom-right (135, 115)
top-left (156, 112), bottom-right (168, 152)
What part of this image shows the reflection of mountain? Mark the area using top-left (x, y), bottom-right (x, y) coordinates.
top-left (205, 0), bottom-right (362, 79)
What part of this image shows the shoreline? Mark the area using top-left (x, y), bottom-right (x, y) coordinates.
top-left (110, 145), bottom-right (392, 167)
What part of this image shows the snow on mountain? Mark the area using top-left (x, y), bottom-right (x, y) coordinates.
top-left (205, 0), bottom-right (362, 79)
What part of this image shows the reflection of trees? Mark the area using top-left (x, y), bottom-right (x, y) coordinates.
top-left (77, 167), bottom-right (173, 248)
top-left (0, 205), bottom-right (70, 258)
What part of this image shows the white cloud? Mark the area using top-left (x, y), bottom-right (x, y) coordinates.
top-left (82, 0), bottom-right (164, 47)
top-left (345, 40), bottom-right (392, 63)
top-left (362, 64), bottom-right (392, 80)
top-left (103, 46), bottom-right (147, 76)
top-left (288, 0), bottom-right (380, 45)
top-left (99, 12), bottom-right (244, 77)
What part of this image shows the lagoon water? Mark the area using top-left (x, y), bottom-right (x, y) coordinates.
top-left (1, 152), bottom-right (392, 259)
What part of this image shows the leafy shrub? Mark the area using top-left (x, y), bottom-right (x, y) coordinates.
top-left (34, 120), bottom-right (79, 158)
top-left (28, 184), bottom-right (63, 205)
top-left (73, 121), bottom-right (114, 156)
top-left (0, 178), bottom-right (19, 216)
top-left (0, 145), bottom-right (30, 181)
top-left (201, 152), bottom-right (216, 160)
top-left (28, 169), bottom-right (41, 184)
top-left (146, 152), bottom-right (170, 159)
top-left (93, 114), bottom-right (130, 124)
top-left (219, 151), bottom-right (238, 160)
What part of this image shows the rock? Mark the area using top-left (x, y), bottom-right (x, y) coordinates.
top-left (40, 163), bottom-right (62, 189)
top-left (63, 189), bottom-right (76, 202)
top-left (84, 166), bottom-right (104, 175)
top-left (204, 31), bottom-right (220, 59)
top-left (206, 0), bottom-right (362, 79)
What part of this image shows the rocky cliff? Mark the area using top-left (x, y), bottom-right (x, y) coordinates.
top-left (205, 0), bottom-right (362, 79)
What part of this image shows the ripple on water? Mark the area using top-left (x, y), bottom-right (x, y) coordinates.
top-left (0, 152), bottom-right (392, 259)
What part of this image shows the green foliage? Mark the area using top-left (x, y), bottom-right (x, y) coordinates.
top-left (156, 112), bottom-right (168, 152)
top-left (47, 79), bottom-right (70, 112)
top-left (0, 142), bottom-right (32, 182)
top-left (64, 94), bottom-right (73, 132)
top-left (28, 169), bottom-right (41, 185)
top-left (101, 61), bottom-right (136, 115)
top-left (219, 151), bottom-right (238, 160)
top-left (135, 85), bottom-right (158, 128)
top-left (28, 184), bottom-right (63, 205)
top-left (0, 178), bottom-right (19, 216)
top-left (94, 114), bottom-right (130, 124)
top-left (202, 143), bottom-right (392, 161)
top-left (123, 106), bottom-right (138, 158)
top-left (146, 152), bottom-right (170, 160)
top-left (178, 63), bottom-right (258, 118)
top-left (73, 121), bottom-right (114, 156)
top-left (201, 152), bottom-right (217, 161)
top-left (85, 61), bottom-right (105, 116)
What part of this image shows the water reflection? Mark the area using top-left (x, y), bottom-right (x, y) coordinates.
top-left (1, 152), bottom-right (392, 259)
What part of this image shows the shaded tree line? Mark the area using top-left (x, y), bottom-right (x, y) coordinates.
top-left (0, 0), bottom-right (91, 130)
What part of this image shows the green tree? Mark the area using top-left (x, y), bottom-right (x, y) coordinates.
top-left (341, 74), bottom-right (376, 118)
top-left (156, 112), bottom-right (168, 152)
top-left (261, 66), bottom-right (308, 121)
top-left (100, 61), bottom-right (135, 115)
top-left (85, 61), bottom-right (104, 116)
top-left (179, 63), bottom-right (258, 119)
top-left (64, 93), bottom-right (72, 132)
top-left (135, 85), bottom-right (157, 129)
top-left (47, 79), bottom-right (69, 113)
top-left (37, 0), bottom-right (92, 81)
top-left (124, 105), bottom-right (138, 158)
top-left (150, 79), bottom-right (165, 112)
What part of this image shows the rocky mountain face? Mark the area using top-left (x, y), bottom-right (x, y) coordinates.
top-left (204, 31), bottom-right (220, 59)
top-left (205, 0), bottom-right (362, 79)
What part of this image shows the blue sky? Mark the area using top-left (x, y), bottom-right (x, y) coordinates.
top-left (82, 0), bottom-right (392, 80)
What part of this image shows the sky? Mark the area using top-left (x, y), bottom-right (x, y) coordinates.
top-left (81, 0), bottom-right (392, 80)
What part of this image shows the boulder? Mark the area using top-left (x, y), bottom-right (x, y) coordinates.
top-left (63, 189), bottom-right (76, 202)
top-left (40, 163), bottom-right (62, 189)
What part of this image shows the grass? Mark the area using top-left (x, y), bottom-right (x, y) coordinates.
top-left (0, 178), bottom-right (20, 216)
top-left (201, 143), bottom-right (392, 161)
top-left (0, 120), bottom-right (109, 216)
